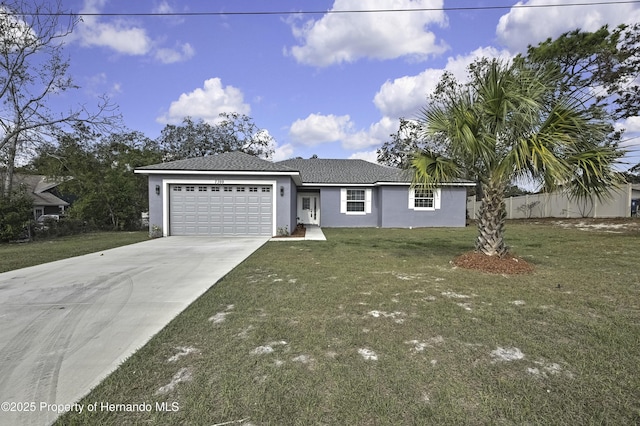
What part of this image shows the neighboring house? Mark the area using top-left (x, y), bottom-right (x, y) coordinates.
top-left (8, 174), bottom-right (70, 220)
top-left (135, 151), bottom-right (474, 237)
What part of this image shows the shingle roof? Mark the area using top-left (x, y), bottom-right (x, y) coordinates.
top-left (31, 191), bottom-right (69, 207)
top-left (136, 152), bottom-right (474, 186)
top-left (136, 151), bottom-right (297, 172)
top-left (276, 158), bottom-right (405, 184)
top-left (6, 174), bottom-right (70, 207)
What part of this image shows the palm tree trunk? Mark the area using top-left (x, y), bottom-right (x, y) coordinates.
top-left (475, 179), bottom-right (508, 257)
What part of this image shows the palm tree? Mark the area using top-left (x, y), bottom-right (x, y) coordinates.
top-left (412, 59), bottom-right (623, 257)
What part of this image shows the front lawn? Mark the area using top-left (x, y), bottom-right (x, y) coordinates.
top-left (0, 232), bottom-right (149, 273)
top-left (56, 222), bottom-right (640, 425)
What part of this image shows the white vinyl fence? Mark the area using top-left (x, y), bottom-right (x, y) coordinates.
top-left (467, 184), bottom-right (640, 219)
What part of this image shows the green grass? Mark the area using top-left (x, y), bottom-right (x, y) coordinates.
top-left (55, 223), bottom-right (640, 425)
top-left (0, 232), bottom-right (149, 273)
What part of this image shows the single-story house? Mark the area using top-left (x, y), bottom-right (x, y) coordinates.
top-left (5, 174), bottom-right (70, 220)
top-left (135, 151), bottom-right (474, 237)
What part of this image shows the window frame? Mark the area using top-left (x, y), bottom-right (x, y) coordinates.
top-left (409, 187), bottom-right (441, 211)
top-left (340, 188), bottom-right (372, 215)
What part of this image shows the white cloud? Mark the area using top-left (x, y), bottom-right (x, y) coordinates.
top-left (373, 46), bottom-right (512, 119)
top-left (76, 0), bottom-right (152, 55)
top-left (272, 143), bottom-right (295, 162)
top-left (496, 0), bottom-right (640, 53)
top-left (84, 72), bottom-right (122, 98)
top-left (153, 0), bottom-right (175, 14)
top-left (349, 150), bottom-right (379, 163)
top-left (152, 0), bottom-right (187, 25)
top-left (617, 116), bottom-right (640, 134)
top-left (625, 117), bottom-right (640, 133)
top-left (0, 6), bottom-right (37, 49)
top-left (78, 19), bottom-right (152, 55)
top-left (157, 78), bottom-right (251, 125)
top-left (288, 113), bottom-right (397, 152)
top-left (287, 0), bottom-right (448, 66)
top-left (342, 117), bottom-right (398, 150)
top-left (286, 48), bottom-right (513, 155)
top-left (342, 131), bottom-right (375, 150)
top-left (284, 46), bottom-right (514, 158)
top-left (289, 113), bottom-right (353, 146)
top-left (155, 43), bottom-right (195, 64)
top-left (374, 70), bottom-right (443, 119)
top-left (74, 0), bottom-right (194, 61)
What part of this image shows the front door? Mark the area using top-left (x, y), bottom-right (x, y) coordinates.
top-left (298, 193), bottom-right (320, 225)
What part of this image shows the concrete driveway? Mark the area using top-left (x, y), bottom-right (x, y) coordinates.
top-left (0, 236), bottom-right (268, 426)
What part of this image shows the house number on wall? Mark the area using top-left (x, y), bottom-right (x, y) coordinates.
top-left (212, 179), bottom-right (224, 184)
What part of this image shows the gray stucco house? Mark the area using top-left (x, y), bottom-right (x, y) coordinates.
top-left (135, 151), bottom-right (474, 237)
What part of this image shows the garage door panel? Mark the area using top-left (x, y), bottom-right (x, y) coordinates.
top-left (170, 184), bottom-right (273, 236)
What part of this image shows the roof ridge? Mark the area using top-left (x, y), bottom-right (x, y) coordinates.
top-left (137, 151), bottom-right (299, 172)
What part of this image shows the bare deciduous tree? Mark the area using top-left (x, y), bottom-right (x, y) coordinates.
top-left (0, 0), bottom-right (120, 195)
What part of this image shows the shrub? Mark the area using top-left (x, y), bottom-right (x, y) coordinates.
top-left (0, 190), bottom-right (33, 242)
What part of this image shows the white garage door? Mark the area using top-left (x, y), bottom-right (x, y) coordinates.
top-left (170, 184), bottom-right (273, 236)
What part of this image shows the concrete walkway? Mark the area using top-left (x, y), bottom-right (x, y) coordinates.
top-left (0, 236), bottom-right (268, 426)
top-left (270, 225), bottom-right (326, 241)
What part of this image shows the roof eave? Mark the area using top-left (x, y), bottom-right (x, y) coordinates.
top-left (134, 169), bottom-right (303, 185)
top-left (377, 181), bottom-right (476, 187)
top-left (300, 181), bottom-right (476, 187)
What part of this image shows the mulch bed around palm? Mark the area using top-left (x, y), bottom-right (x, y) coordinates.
top-left (453, 251), bottom-right (535, 274)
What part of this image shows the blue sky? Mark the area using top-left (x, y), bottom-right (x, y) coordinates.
top-left (48, 0), bottom-right (640, 164)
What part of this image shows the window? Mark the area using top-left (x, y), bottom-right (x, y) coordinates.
top-left (261, 187), bottom-right (271, 193)
top-left (409, 187), bottom-right (441, 210)
top-left (198, 186), bottom-right (207, 192)
top-left (185, 186), bottom-right (195, 192)
top-left (347, 189), bottom-right (365, 212)
top-left (414, 188), bottom-right (434, 208)
top-left (237, 187), bottom-right (245, 192)
top-left (340, 188), bottom-right (371, 215)
top-left (173, 186), bottom-right (182, 191)
top-left (249, 187), bottom-right (258, 192)
top-left (211, 186), bottom-right (220, 192)
top-left (302, 197), bottom-right (310, 210)
top-left (224, 186), bottom-right (233, 192)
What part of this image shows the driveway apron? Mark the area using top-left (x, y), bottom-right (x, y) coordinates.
top-left (0, 236), bottom-right (268, 426)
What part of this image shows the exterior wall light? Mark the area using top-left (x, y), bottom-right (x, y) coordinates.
top-left (280, 186), bottom-right (285, 197)
top-left (155, 184), bottom-right (161, 195)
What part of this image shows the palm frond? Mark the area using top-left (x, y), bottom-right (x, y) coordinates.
top-left (410, 151), bottom-right (462, 188)
top-left (566, 146), bottom-right (626, 200)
